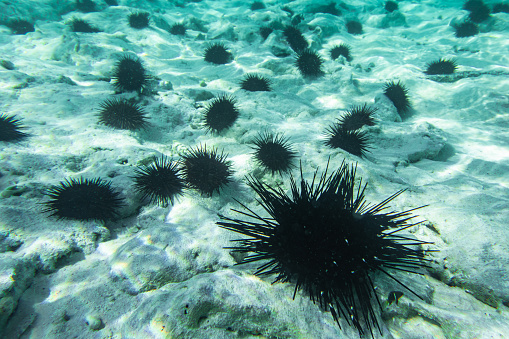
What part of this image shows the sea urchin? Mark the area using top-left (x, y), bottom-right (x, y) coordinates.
top-left (251, 132), bottom-right (296, 175)
top-left (128, 12), bottom-right (150, 29)
top-left (295, 49), bottom-right (324, 78)
top-left (181, 145), bottom-right (233, 196)
top-left (0, 113), bottom-right (29, 142)
top-left (330, 44), bottom-right (352, 62)
top-left (204, 42), bottom-right (232, 65)
top-left (218, 161), bottom-right (431, 336)
top-left (111, 54), bottom-right (150, 93)
top-left (383, 80), bottom-right (411, 116)
top-left (97, 98), bottom-right (149, 130)
top-left (240, 74), bottom-right (272, 92)
top-left (324, 125), bottom-right (371, 158)
top-left (338, 104), bottom-right (377, 131)
top-left (203, 95), bottom-right (240, 133)
top-left (43, 177), bottom-right (124, 221)
top-left (424, 58), bottom-right (458, 75)
top-left (132, 156), bottom-right (186, 206)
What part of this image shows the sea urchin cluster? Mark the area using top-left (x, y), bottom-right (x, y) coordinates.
top-left (218, 161), bottom-right (431, 336)
top-left (324, 104), bottom-right (375, 158)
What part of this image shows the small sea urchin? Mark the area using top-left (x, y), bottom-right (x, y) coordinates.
top-left (383, 80), bottom-right (411, 116)
top-left (128, 12), bottom-right (150, 29)
top-left (181, 145), bottom-right (233, 196)
top-left (218, 161), bottom-right (431, 336)
top-left (7, 19), bottom-right (34, 35)
top-left (259, 26), bottom-right (273, 40)
top-left (97, 98), bottom-right (149, 130)
top-left (169, 23), bottom-right (186, 36)
top-left (385, 1), bottom-right (399, 12)
top-left (112, 54), bottom-right (149, 93)
top-left (454, 20), bottom-right (479, 37)
top-left (283, 26), bottom-right (308, 53)
top-left (43, 177), bottom-right (124, 221)
top-left (330, 44), bottom-right (352, 61)
top-left (0, 113), bottom-right (29, 142)
top-left (493, 3), bottom-right (509, 13)
top-left (133, 156), bottom-right (186, 206)
top-left (424, 58), bottom-right (458, 75)
top-left (240, 74), bottom-right (272, 92)
top-left (346, 20), bottom-right (363, 34)
top-left (69, 18), bottom-right (101, 33)
top-left (295, 49), bottom-right (323, 78)
top-left (251, 132), bottom-right (297, 175)
top-left (324, 125), bottom-right (371, 157)
top-left (251, 1), bottom-right (266, 10)
top-left (463, 0), bottom-right (491, 23)
top-left (203, 95), bottom-right (240, 133)
top-left (338, 104), bottom-right (377, 131)
top-left (204, 42), bottom-right (232, 65)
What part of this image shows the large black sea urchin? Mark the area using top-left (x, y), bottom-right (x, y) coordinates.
top-left (203, 95), bottom-right (240, 133)
top-left (43, 177), bottom-right (124, 221)
top-left (97, 98), bottom-right (149, 130)
top-left (217, 161), bottom-right (432, 336)
top-left (181, 145), bottom-right (233, 196)
top-left (251, 132), bottom-right (296, 175)
top-left (295, 49), bottom-right (324, 78)
top-left (204, 42), bottom-right (232, 65)
top-left (240, 74), bottom-right (272, 92)
top-left (112, 54), bottom-right (149, 93)
top-left (0, 113), bottom-right (29, 142)
top-left (133, 156), bottom-right (186, 206)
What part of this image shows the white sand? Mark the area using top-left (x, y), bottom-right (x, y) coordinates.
top-left (1, 0), bottom-right (509, 338)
